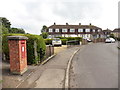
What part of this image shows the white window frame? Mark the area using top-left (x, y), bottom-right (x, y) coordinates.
top-left (98, 29), bottom-right (101, 32)
top-left (55, 28), bottom-right (59, 32)
top-left (78, 29), bottom-right (83, 32)
top-left (85, 29), bottom-right (90, 32)
top-left (70, 29), bottom-right (75, 32)
top-left (49, 28), bottom-right (53, 32)
top-left (62, 28), bottom-right (67, 32)
top-left (93, 29), bottom-right (95, 32)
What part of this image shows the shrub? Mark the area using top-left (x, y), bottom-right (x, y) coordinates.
top-left (61, 39), bottom-right (68, 45)
top-left (66, 37), bottom-right (82, 41)
top-left (2, 34), bottom-right (46, 64)
top-left (44, 39), bottom-right (53, 45)
top-left (56, 37), bottom-right (66, 39)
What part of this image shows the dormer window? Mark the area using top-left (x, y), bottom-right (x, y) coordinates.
top-left (62, 28), bottom-right (67, 32)
top-left (70, 29), bottom-right (75, 32)
top-left (49, 28), bottom-right (53, 32)
top-left (55, 29), bottom-right (59, 32)
top-left (86, 29), bottom-right (90, 32)
top-left (78, 29), bottom-right (83, 32)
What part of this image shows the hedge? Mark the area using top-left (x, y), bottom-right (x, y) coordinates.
top-left (2, 34), bottom-right (46, 64)
top-left (61, 39), bottom-right (67, 45)
top-left (44, 39), bottom-right (53, 45)
top-left (44, 37), bottom-right (82, 45)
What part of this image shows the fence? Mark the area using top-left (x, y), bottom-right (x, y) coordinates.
top-left (45, 45), bottom-right (54, 58)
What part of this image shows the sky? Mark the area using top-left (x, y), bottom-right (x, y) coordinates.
top-left (0, 0), bottom-right (119, 34)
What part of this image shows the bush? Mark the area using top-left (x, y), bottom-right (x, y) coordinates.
top-left (66, 37), bottom-right (82, 41)
top-left (61, 39), bottom-right (68, 45)
top-left (2, 34), bottom-right (46, 64)
top-left (56, 37), bottom-right (66, 39)
top-left (44, 39), bottom-right (53, 45)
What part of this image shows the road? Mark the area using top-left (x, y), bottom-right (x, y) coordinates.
top-left (70, 42), bottom-right (118, 88)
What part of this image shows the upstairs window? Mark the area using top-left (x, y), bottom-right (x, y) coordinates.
top-left (98, 29), bottom-right (101, 32)
top-left (70, 29), bottom-right (75, 32)
top-left (62, 28), bottom-right (67, 32)
top-left (86, 29), bottom-right (90, 32)
top-left (55, 29), bottom-right (59, 32)
top-left (49, 28), bottom-right (53, 32)
top-left (78, 29), bottom-right (83, 32)
top-left (93, 29), bottom-right (96, 32)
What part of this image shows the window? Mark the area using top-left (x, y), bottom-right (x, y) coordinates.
top-left (55, 29), bottom-right (59, 32)
top-left (93, 29), bottom-right (95, 32)
top-left (49, 28), bottom-right (53, 32)
top-left (98, 29), bottom-right (101, 32)
top-left (86, 29), bottom-right (90, 32)
top-left (78, 29), bottom-right (83, 32)
top-left (62, 28), bottom-right (67, 32)
top-left (70, 29), bottom-right (75, 32)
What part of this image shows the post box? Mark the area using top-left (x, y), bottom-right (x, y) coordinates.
top-left (7, 36), bottom-right (28, 75)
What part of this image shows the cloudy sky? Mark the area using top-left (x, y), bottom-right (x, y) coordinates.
top-left (0, 0), bottom-right (119, 34)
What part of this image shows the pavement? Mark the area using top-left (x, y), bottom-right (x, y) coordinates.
top-left (2, 45), bottom-right (81, 88)
top-left (70, 42), bottom-right (118, 88)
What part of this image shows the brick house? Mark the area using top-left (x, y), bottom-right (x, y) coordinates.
top-left (46, 23), bottom-right (104, 40)
top-left (111, 28), bottom-right (120, 38)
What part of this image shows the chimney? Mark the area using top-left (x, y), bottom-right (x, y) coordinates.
top-left (54, 22), bottom-right (56, 25)
top-left (66, 23), bottom-right (68, 25)
top-left (79, 23), bottom-right (81, 25)
top-left (89, 23), bottom-right (92, 25)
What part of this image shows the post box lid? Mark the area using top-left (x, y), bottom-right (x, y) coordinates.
top-left (7, 36), bottom-right (28, 40)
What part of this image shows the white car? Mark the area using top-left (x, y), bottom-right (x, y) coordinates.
top-left (105, 38), bottom-right (115, 43)
top-left (52, 38), bottom-right (62, 46)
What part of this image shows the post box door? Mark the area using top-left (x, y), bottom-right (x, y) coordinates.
top-left (21, 40), bottom-right (26, 60)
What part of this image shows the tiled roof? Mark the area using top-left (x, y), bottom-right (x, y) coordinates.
top-left (48, 24), bottom-right (102, 30)
top-left (112, 28), bottom-right (120, 32)
top-left (103, 29), bottom-right (112, 32)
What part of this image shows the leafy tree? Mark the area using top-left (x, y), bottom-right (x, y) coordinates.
top-left (9, 28), bottom-right (25, 34)
top-left (1, 17), bottom-right (11, 29)
top-left (40, 32), bottom-right (48, 39)
top-left (41, 25), bottom-right (47, 33)
top-left (2, 26), bottom-right (8, 34)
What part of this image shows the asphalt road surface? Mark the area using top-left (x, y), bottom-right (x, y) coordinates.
top-left (70, 42), bottom-right (118, 88)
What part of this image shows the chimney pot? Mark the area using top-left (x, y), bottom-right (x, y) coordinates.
top-left (79, 23), bottom-right (81, 25)
top-left (66, 23), bottom-right (68, 25)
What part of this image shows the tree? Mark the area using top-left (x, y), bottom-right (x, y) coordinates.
top-left (41, 25), bottom-right (47, 33)
top-left (2, 27), bottom-right (8, 34)
top-left (40, 32), bottom-right (48, 39)
top-left (9, 28), bottom-right (25, 34)
top-left (1, 17), bottom-right (11, 29)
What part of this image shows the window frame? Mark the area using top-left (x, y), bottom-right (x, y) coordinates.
top-left (85, 28), bottom-right (90, 32)
top-left (55, 28), bottom-right (59, 32)
top-left (78, 29), bottom-right (83, 32)
top-left (49, 28), bottom-right (53, 32)
top-left (62, 28), bottom-right (68, 32)
top-left (70, 28), bottom-right (75, 32)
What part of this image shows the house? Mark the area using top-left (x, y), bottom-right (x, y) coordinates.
top-left (111, 28), bottom-right (120, 38)
top-left (46, 23), bottom-right (103, 40)
top-left (102, 29), bottom-right (112, 38)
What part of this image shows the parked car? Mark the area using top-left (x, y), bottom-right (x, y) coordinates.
top-left (52, 38), bottom-right (62, 46)
top-left (105, 38), bottom-right (115, 43)
top-left (86, 38), bottom-right (92, 42)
